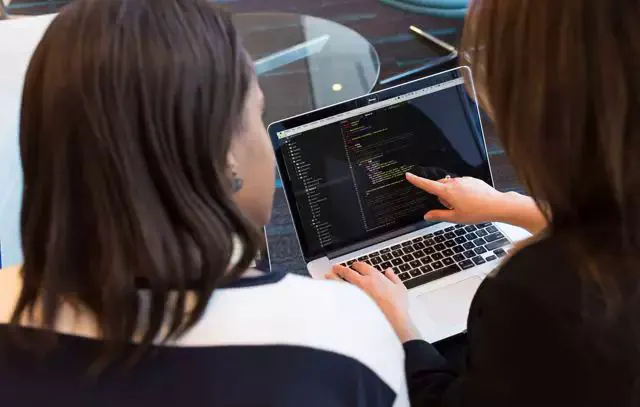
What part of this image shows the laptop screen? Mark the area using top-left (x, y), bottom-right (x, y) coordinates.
top-left (269, 67), bottom-right (493, 261)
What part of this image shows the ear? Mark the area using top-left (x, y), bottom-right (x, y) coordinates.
top-left (226, 150), bottom-right (239, 174)
top-left (226, 150), bottom-right (245, 193)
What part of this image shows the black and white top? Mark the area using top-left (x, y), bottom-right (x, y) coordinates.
top-left (0, 268), bottom-right (409, 407)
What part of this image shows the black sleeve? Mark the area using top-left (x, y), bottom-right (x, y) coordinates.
top-left (403, 256), bottom-right (574, 407)
top-left (403, 340), bottom-right (457, 407)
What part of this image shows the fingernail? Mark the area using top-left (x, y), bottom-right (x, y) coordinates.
top-left (406, 172), bottom-right (415, 179)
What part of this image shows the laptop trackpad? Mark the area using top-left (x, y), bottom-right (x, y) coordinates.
top-left (417, 277), bottom-right (482, 327)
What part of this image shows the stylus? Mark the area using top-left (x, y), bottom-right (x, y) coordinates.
top-left (409, 25), bottom-right (457, 54)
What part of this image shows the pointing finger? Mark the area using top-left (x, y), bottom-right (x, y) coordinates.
top-left (406, 173), bottom-right (449, 198)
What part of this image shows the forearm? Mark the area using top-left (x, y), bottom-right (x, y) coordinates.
top-left (494, 192), bottom-right (547, 235)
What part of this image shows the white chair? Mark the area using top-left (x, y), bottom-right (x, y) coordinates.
top-left (0, 1), bottom-right (8, 20)
top-left (0, 0), bottom-right (21, 20)
top-left (1, 0), bottom-right (38, 21)
top-left (0, 13), bottom-right (56, 267)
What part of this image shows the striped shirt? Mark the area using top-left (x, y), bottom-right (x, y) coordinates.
top-left (0, 268), bottom-right (409, 407)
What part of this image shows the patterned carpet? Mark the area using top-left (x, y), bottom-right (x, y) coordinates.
top-left (7, 0), bottom-right (521, 275)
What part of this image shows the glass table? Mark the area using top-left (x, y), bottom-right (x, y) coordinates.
top-left (234, 13), bottom-right (380, 274)
top-left (234, 12), bottom-right (380, 124)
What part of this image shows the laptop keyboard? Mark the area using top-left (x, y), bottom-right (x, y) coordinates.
top-left (339, 223), bottom-right (510, 289)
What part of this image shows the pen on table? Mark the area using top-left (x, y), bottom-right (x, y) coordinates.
top-left (409, 25), bottom-right (457, 54)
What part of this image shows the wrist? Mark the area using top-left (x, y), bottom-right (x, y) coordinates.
top-left (389, 312), bottom-right (422, 343)
top-left (495, 192), bottom-right (546, 234)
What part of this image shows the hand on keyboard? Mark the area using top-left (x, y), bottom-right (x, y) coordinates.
top-left (326, 262), bottom-right (422, 343)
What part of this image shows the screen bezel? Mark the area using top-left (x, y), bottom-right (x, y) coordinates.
top-left (268, 66), bottom-right (495, 262)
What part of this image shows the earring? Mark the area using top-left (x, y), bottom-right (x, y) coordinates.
top-left (231, 171), bottom-right (244, 192)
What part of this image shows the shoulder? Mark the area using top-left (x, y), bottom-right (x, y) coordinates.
top-left (467, 236), bottom-right (582, 361)
top-left (220, 272), bottom-right (400, 334)
top-left (0, 265), bottom-right (22, 324)
top-left (278, 275), bottom-right (406, 372)
top-left (182, 273), bottom-right (407, 398)
top-left (491, 234), bottom-right (578, 287)
top-left (239, 272), bottom-right (400, 335)
top-left (279, 275), bottom-right (409, 405)
top-left (275, 273), bottom-right (399, 326)
top-left (270, 273), bottom-right (399, 333)
top-left (0, 264), bottom-right (21, 282)
top-left (477, 233), bottom-right (583, 316)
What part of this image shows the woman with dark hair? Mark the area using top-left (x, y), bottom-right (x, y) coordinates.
top-left (330, 1), bottom-right (640, 406)
top-left (0, 1), bottom-right (409, 406)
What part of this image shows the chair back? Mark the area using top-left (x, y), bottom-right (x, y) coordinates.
top-left (0, 1), bottom-right (8, 20)
top-left (0, 14), bottom-right (56, 267)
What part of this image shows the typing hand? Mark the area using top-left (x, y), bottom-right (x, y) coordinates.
top-left (326, 262), bottom-right (422, 343)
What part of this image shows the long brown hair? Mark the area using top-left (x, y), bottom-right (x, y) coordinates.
top-left (14, 0), bottom-right (260, 364)
top-left (462, 1), bottom-right (640, 302)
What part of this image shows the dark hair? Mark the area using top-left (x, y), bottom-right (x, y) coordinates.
top-left (462, 1), bottom-right (640, 306)
top-left (14, 0), bottom-right (260, 365)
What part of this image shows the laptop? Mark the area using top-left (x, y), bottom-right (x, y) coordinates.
top-left (251, 227), bottom-right (272, 273)
top-left (268, 66), bottom-right (527, 342)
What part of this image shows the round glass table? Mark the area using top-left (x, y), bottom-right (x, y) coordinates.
top-left (234, 12), bottom-right (380, 124)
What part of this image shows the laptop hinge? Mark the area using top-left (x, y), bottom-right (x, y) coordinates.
top-left (326, 221), bottom-right (437, 260)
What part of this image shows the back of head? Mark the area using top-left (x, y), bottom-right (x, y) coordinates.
top-left (462, 0), bottom-right (640, 237)
top-left (15, 0), bottom-right (260, 363)
top-left (462, 0), bottom-right (640, 313)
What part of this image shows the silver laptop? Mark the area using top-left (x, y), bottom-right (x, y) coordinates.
top-left (268, 67), bottom-right (521, 342)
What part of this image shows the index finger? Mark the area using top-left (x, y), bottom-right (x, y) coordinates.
top-left (332, 265), bottom-right (365, 286)
top-left (406, 173), bottom-right (448, 198)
